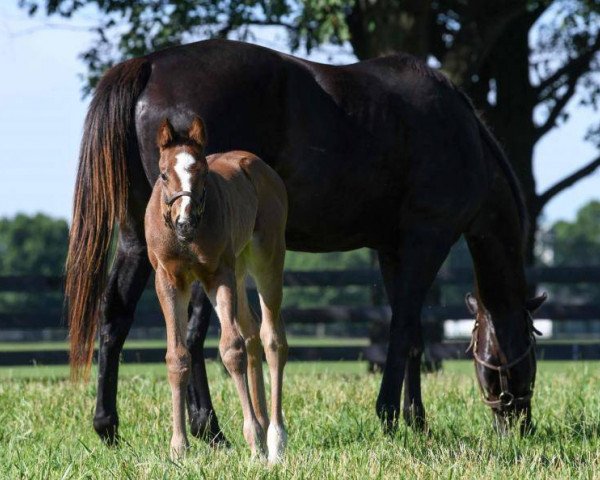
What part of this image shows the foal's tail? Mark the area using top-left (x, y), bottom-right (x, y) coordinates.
top-left (66, 58), bottom-right (151, 381)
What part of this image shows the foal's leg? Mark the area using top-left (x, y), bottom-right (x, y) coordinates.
top-left (248, 243), bottom-right (288, 463)
top-left (376, 228), bottom-right (454, 433)
top-left (235, 271), bottom-right (269, 433)
top-left (155, 269), bottom-right (192, 459)
top-left (186, 284), bottom-right (228, 444)
top-left (207, 267), bottom-right (266, 457)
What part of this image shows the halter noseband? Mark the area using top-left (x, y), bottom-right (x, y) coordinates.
top-left (467, 310), bottom-right (541, 408)
top-left (162, 185), bottom-right (206, 230)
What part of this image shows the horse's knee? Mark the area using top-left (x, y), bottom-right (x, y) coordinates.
top-left (166, 349), bottom-right (191, 385)
top-left (220, 336), bottom-right (247, 375)
top-left (97, 320), bottom-right (133, 352)
top-left (260, 326), bottom-right (288, 359)
top-left (245, 335), bottom-right (263, 364)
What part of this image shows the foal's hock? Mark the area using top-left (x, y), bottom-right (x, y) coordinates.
top-left (144, 116), bottom-right (289, 462)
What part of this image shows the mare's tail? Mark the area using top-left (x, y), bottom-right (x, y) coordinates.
top-left (66, 58), bottom-right (151, 380)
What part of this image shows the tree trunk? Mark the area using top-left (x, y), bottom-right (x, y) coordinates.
top-left (482, 13), bottom-right (539, 266)
top-left (346, 0), bottom-right (432, 59)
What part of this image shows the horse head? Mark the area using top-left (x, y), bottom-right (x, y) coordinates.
top-left (157, 116), bottom-right (208, 242)
top-left (465, 291), bottom-right (547, 434)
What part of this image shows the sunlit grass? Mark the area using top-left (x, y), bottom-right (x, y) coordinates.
top-left (0, 361), bottom-right (599, 478)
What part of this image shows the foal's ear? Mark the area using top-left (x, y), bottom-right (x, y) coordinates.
top-left (526, 292), bottom-right (548, 313)
top-left (465, 293), bottom-right (479, 315)
top-left (157, 118), bottom-right (175, 150)
top-left (188, 116), bottom-right (207, 148)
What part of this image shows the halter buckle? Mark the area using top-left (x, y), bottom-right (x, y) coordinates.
top-left (498, 391), bottom-right (514, 407)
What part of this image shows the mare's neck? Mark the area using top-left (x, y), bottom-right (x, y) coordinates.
top-left (467, 220), bottom-right (529, 354)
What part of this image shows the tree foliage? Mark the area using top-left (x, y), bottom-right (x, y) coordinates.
top-left (0, 213), bottom-right (68, 276)
top-left (551, 200), bottom-right (600, 267)
top-left (544, 200), bottom-right (600, 304)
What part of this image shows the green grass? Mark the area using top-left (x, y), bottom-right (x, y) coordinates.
top-left (1, 361), bottom-right (599, 478)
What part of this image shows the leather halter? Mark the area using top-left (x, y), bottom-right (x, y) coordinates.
top-left (162, 185), bottom-right (206, 230)
top-left (467, 310), bottom-right (541, 408)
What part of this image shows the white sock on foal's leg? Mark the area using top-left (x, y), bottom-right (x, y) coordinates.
top-left (267, 422), bottom-right (287, 463)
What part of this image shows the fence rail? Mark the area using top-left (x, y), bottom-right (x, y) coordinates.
top-left (1, 266), bottom-right (600, 292)
top-left (1, 268), bottom-right (599, 364)
top-left (0, 267), bottom-right (599, 329)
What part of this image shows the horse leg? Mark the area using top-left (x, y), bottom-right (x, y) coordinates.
top-left (376, 227), bottom-right (455, 433)
top-left (93, 224), bottom-right (151, 444)
top-left (185, 284), bottom-right (228, 444)
top-left (207, 267), bottom-right (266, 457)
top-left (155, 269), bottom-right (192, 459)
top-left (402, 330), bottom-right (425, 430)
top-left (235, 270), bottom-right (269, 433)
top-left (247, 234), bottom-right (288, 463)
top-left (256, 272), bottom-right (288, 463)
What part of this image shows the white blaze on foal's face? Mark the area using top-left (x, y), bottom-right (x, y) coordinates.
top-left (173, 151), bottom-right (197, 222)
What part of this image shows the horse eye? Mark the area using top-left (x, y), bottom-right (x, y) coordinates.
top-left (160, 172), bottom-right (167, 181)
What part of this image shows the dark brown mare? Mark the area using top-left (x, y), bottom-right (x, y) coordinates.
top-left (146, 117), bottom-right (288, 461)
top-left (66, 39), bottom-right (546, 444)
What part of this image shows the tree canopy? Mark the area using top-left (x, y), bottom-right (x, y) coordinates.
top-left (551, 200), bottom-right (600, 267)
top-left (0, 213), bottom-right (69, 276)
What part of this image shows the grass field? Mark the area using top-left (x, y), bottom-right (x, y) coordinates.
top-left (1, 361), bottom-right (599, 479)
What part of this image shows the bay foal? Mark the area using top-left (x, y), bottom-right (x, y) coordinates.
top-left (145, 116), bottom-right (288, 461)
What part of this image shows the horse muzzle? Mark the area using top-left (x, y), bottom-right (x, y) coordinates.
top-left (175, 215), bottom-right (199, 242)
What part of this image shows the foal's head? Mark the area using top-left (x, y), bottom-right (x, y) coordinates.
top-left (465, 292), bottom-right (547, 434)
top-left (157, 116), bottom-right (208, 242)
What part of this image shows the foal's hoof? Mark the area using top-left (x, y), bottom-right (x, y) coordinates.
top-left (267, 423), bottom-right (287, 464)
top-left (244, 420), bottom-right (267, 459)
top-left (189, 409), bottom-right (230, 447)
top-left (93, 415), bottom-right (119, 446)
top-left (170, 438), bottom-right (190, 461)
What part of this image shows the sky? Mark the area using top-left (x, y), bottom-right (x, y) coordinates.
top-left (0, 3), bottom-right (598, 227)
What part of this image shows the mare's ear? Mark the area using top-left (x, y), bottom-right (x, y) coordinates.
top-left (465, 293), bottom-right (479, 315)
top-left (157, 118), bottom-right (175, 150)
top-left (526, 292), bottom-right (548, 313)
top-left (188, 116), bottom-right (207, 148)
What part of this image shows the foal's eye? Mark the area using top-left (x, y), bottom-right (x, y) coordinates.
top-left (160, 172), bottom-right (167, 181)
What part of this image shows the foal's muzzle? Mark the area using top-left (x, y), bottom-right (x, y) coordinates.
top-left (175, 215), bottom-right (199, 242)
top-left (163, 187), bottom-right (206, 241)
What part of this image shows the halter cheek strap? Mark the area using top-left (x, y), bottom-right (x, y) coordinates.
top-left (467, 310), bottom-right (541, 408)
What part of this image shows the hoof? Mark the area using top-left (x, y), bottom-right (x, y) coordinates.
top-left (244, 420), bottom-right (267, 459)
top-left (403, 405), bottom-right (427, 432)
top-left (376, 401), bottom-right (400, 435)
top-left (267, 423), bottom-right (287, 464)
top-left (170, 439), bottom-right (190, 461)
top-left (189, 408), bottom-right (230, 447)
top-left (93, 414), bottom-right (119, 446)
